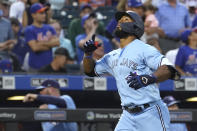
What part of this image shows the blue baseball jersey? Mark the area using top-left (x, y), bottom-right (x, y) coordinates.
top-left (24, 24), bottom-right (56, 69)
top-left (41, 95), bottom-right (78, 131)
top-left (95, 39), bottom-right (164, 106)
top-left (175, 45), bottom-right (197, 76)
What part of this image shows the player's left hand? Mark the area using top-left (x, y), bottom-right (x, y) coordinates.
top-left (126, 72), bottom-right (157, 90)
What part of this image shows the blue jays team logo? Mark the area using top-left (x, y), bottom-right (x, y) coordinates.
top-left (111, 58), bottom-right (138, 70)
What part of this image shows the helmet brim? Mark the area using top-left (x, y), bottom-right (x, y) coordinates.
top-left (115, 11), bottom-right (132, 21)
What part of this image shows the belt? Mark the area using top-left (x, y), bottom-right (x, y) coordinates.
top-left (123, 103), bottom-right (150, 113)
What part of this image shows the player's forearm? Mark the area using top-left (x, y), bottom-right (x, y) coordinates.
top-left (37, 95), bottom-right (67, 108)
top-left (153, 65), bottom-right (171, 82)
top-left (83, 53), bottom-right (96, 76)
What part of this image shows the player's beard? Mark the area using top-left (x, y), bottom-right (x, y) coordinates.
top-left (114, 28), bottom-right (130, 39)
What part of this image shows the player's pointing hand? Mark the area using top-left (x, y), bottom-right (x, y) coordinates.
top-left (84, 34), bottom-right (102, 54)
top-left (126, 72), bottom-right (157, 90)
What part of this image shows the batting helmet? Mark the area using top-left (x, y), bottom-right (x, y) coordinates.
top-left (115, 11), bottom-right (144, 38)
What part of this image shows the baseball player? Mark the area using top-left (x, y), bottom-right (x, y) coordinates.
top-left (23, 80), bottom-right (78, 131)
top-left (83, 11), bottom-right (180, 131)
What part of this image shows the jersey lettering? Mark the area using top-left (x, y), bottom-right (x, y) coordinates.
top-left (111, 59), bottom-right (118, 69)
top-left (120, 58), bottom-right (138, 70)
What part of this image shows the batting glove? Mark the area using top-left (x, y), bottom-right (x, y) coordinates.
top-left (126, 72), bottom-right (157, 90)
top-left (84, 34), bottom-right (101, 54)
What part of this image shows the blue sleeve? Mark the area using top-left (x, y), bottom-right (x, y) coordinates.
top-left (192, 15), bottom-right (197, 28)
top-left (175, 47), bottom-right (185, 67)
top-left (61, 95), bottom-right (76, 109)
top-left (184, 8), bottom-right (191, 27)
top-left (24, 27), bottom-right (35, 43)
top-left (37, 95), bottom-right (67, 108)
top-left (75, 34), bottom-right (84, 48)
top-left (95, 54), bottom-right (113, 76)
top-left (143, 45), bottom-right (164, 71)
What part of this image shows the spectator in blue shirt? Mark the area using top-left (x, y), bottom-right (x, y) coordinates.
top-left (75, 13), bottom-right (112, 64)
top-left (156, 0), bottom-right (191, 39)
top-left (175, 28), bottom-right (197, 76)
top-left (24, 3), bottom-right (59, 71)
top-left (10, 17), bottom-right (28, 66)
top-left (68, 4), bottom-right (105, 49)
top-left (163, 96), bottom-right (188, 131)
top-left (23, 79), bottom-right (78, 131)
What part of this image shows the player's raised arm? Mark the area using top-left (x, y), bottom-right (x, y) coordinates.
top-left (83, 35), bottom-right (101, 77)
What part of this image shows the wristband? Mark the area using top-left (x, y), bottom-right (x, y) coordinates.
top-left (151, 74), bottom-right (157, 83)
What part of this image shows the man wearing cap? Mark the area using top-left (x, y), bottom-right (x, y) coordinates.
top-left (163, 96), bottom-right (188, 131)
top-left (105, 0), bottom-right (144, 48)
top-left (24, 3), bottom-right (59, 71)
top-left (75, 13), bottom-right (112, 64)
top-left (83, 10), bottom-right (181, 131)
top-left (175, 28), bottom-right (197, 76)
top-left (68, 4), bottom-right (105, 49)
top-left (39, 47), bottom-right (70, 73)
top-left (106, 0), bottom-right (144, 36)
top-left (23, 79), bottom-right (78, 131)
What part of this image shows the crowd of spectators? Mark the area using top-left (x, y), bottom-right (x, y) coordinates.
top-left (0, 0), bottom-right (196, 76)
top-left (0, 1), bottom-right (196, 131)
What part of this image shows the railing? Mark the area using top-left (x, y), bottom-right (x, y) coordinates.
top-left (0, 108), bottom-right (195, 123)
